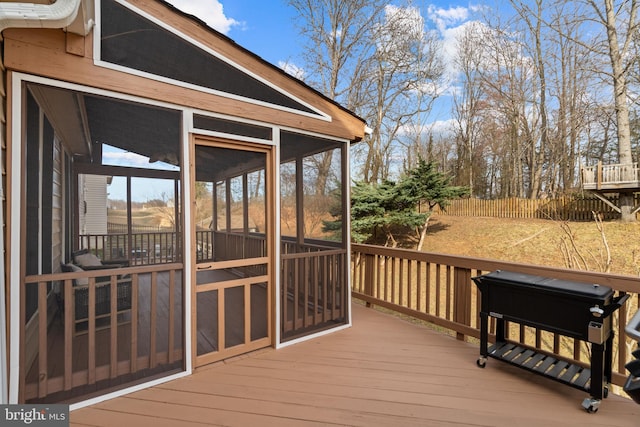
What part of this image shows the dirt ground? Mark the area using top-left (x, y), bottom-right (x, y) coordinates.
top-left (419, 214), bottom-right (640, 277)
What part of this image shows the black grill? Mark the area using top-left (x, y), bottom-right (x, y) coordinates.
top-left (473, 270), bottom-right (628, 413)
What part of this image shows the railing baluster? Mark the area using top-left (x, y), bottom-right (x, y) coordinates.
top-left (150, 271), bottom-right (158, 368)
top-left (64, 279), bottom-right (73, 391)
top-left (38, 281), bottom-right (48, 398)
top-left (446, 266), bottom-right (452, 320)
top-left (110, 275), bottom-right (118, 379)
top-left (399, 258), bottom-right (404, 307)
top-left (130, 274), bottom-right (139, 373)
top-left (435, 264), bottom-right (441, 318)
top-left (384, 256), bottom-right (389, 302)
top-left (391, 257), bottom-right (397, 304)
top-left (88, 277), bottom-right (96, 385)
top-left (426, 263), bottom-right (431, 315)
top-left (169, 270), bottom-right (176, 363)
top-left (293, 258), bottom-right (299, 329)
top-left (375, 254), bottom-right (381, 301)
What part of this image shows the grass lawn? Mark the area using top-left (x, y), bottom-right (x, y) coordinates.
top-left (420, 214), bottom-right (640, 277)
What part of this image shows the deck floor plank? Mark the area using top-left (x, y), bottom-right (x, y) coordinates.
top-left (71, 303), bottom-right (639, 426)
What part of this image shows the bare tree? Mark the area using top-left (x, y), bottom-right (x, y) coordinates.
top-left (288, 0), bottom-right (386, 191)
top-left (358, 5), bottom-right (444, 183)
top-left (451, 22), bottom-right (488, 196)
top-left (588, 0), bottom-right (637, 165)
top-left (288, 1), bottom-right (443, 184)
top-left (546, 5), bottom-right (593, 194)
top-left (579, 0), bottom-right (639, 220)
top-left (472, 20), bottom-right (535, 198)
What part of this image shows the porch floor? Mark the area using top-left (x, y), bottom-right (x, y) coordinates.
top-left (70, 302), bottom-right (639, 427)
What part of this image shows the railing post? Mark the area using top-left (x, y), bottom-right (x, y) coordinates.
top-left (453, 267), bottom-right (472, 341)
top-left (364, 254), bottom-right (375, 307)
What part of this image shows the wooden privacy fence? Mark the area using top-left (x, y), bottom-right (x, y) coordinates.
top-left (351, 243), bottom-right (640, 389)
top-left (437, 196), bottom-right (640, 221)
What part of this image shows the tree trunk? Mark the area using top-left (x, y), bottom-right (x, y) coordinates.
top-left (603, 0), bottom-right (633, 166)
top-left (619, 192), bottom-right (636, 222)
top-left (602, 0), bottom-right (636, 219)
top-left (416, 215), bottom-right (431, 251)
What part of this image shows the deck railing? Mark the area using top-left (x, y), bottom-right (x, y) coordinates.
top-left (80, 232), bottom-right (181, 265)
top-left (22, 263), bottom-right (184, 403)
top-left (581, 162), bottom-right (640, 190)
top-left (281, 247), bottom-right (347, 340)
top-left (80, 231), bottom-right (265, 265)
top-left (351, 243), bottom-right (640, 388)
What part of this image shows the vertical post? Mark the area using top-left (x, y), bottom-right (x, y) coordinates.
top-left (453, 267), bottom-right (472, 341)
top-left (110, 275), bottom-right (118, 379)
top-left (479, 312), bottom-right (488, 357)
top-left (591, 341), bottom-right (605, 400)
top-left (604, 331), bottom-right (614, 388)
top-left (364, 254), bottom-right (374, 307)
top-left (295, 157), bottom-right (304, 246)
top-left (174, 179), bottom-right (180, 262)
top-left (168, 270), bottom-right (176, 363)
top-left (37, 282), bottom-right (47, 398)
top-left (127, 176), bottom-right (133, 264)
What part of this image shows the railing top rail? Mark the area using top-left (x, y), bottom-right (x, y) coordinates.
top-left (25, 262), bottom-right (183, 284)
top-left (352, 243), bottom-right (640, 293)
top-left (81, 231), bottom-right (178, 236)
top-left (282, 248), bottom-right (346, 260)
top-left (582, 162), bottom-right (638, 169)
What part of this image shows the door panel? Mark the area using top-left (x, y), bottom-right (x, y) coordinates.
top-left (192, 137), bottom-right (272, 367)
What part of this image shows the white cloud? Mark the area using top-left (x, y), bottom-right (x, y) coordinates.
top-left (422, 6), bottom-right (485, 91)
top-left (398, 119), bottom-right (455, 139)
top-left (103, 150), bottom-right (150, 166)
top-left (427, 5), bottom-right (470, 33)
top-left (164, 0), bottom-right (241, 34)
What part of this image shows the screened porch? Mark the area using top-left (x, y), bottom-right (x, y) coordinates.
top-left (20, 80), bottom-right (350, 404)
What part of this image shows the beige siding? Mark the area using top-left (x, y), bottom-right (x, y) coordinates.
top-left (79, 174), bottom-right (108, 237)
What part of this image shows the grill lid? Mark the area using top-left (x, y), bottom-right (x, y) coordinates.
top-left (473, 270), bottom-right (613, 300)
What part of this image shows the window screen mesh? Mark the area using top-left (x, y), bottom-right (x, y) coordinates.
top-left (101, 0), bottom-right (316, 115)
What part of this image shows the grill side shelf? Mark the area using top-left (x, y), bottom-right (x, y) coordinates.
top-left (487, 342), bottom-right (592, 392)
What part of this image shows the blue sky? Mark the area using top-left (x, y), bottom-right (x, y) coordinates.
top-left (165, 0), bottom-right (303, 66)
top-left (221, 1), bottom-right (302, 66)
top-left (164, 1), bottom-right (479, 79)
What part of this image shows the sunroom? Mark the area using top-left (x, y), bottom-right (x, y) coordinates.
top-left (2, 0), bottom-right (365, 405)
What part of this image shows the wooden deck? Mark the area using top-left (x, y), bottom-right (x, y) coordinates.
top-left (70, 303), bottom-right (640, 427)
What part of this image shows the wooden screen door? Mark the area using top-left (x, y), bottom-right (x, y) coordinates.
top-left (191, 136), bottom-right (273, 367)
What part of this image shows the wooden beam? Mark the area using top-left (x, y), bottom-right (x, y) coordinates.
top-left (597, 161), bottom-right (603, 190)
top-left (589, 191), bottom-right (621, 213)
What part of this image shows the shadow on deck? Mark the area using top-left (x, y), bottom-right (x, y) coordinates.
top-left (71, 303), bottom-right (640, 426)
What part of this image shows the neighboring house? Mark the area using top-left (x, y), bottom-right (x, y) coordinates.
top-left (78, 174), bottom-right (109, 237)
top-left (0, 0), bottom-right (366, 407)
